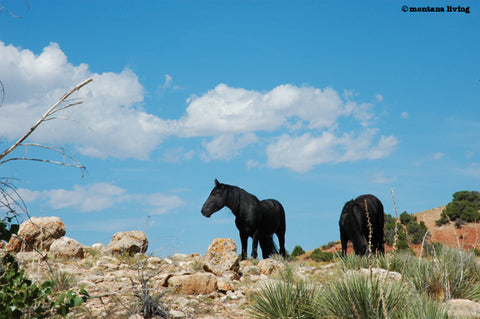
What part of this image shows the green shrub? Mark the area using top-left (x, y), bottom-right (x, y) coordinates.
top-left (384, 212), bottom-right (428, 248)
top-left (310, 248), bottom-right (334, 262)
top-left (436, 190), bottom-right (480, 226)
top-left (290, 245), bottom-right (305, 258)
top-left (0, 253), bottom-right (88, 318)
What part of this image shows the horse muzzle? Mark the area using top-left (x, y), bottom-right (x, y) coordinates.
top-left (201, 210), bottom-right (212, 218)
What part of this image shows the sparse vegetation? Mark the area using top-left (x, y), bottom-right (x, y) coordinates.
top-left (310, 248), bottom-right (334, 263)
top-left (384, 211), bottom-right (427, 250)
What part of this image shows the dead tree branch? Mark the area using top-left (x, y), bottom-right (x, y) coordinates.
top-left (0, 78), bottom-right (93, 169)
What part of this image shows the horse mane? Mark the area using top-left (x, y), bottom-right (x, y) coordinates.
top-left (223, 184), bottom-right (260, 213)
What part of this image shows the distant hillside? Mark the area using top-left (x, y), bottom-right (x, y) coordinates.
top-left (415, 205), bottom-right (480, 250)
top-left (300, 205), bottom-right (480, 260)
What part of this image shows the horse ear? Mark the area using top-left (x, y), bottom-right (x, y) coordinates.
top-left (215, 179), bottom-right (220, 186)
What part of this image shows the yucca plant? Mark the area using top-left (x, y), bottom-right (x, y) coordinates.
top-left (311, 271), bottom-right (414, 319)
top-left (401, 246), bottom-right (480, 301)
top-left (47, 270), bottom-right (77, 292)
top-left (249, 278), bottom-right (319, 319)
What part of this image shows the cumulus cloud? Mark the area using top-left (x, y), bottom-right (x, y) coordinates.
top-left (266, 130), bottom-right (398, 173)
top-left (19, 183), bottom-right (127, 212)
top-left (168, 83), bottom-right (396, 171)
top-left (174, 84), bottom-right (344, 136)
top-left (1, 41), bottom-right (397, 172)
top-left (201, 133), bottom-right (258, 161)
top-left (0, 41), bottom-right (169, 160)
top-left (18, 182), bottom-right (185, 214)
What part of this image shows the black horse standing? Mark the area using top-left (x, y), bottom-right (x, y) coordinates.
top-left (339, 194), bottom-right (385, 256)
top-left (201, 179), bottom-right (286, 260)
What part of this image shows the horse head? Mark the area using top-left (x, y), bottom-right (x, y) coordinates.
top-left (201, 179), bottom-right (228, 218)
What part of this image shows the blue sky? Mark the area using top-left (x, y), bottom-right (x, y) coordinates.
top-left (0, 1), bottom-right (478, 257)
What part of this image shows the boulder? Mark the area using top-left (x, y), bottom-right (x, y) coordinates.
top-left (167, 273), bottom-right (218, 295)
top-left (49, 236), bottom-right (84, 259)
top-left (6, 216), bottom-right (66, 253)
top-left (203, 238), bottom-right (239, 275)
top-left (106, 230), bottom-right (148, 256)
top-left (446, 299), bottom-right (480, 318)
top-left (257, 258), bottom-right (286, 276)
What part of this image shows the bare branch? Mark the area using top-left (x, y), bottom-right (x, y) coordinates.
top-left (0, 178), bottom-right (28, 217)
top-left (0, 78), bottom-right (93, 163)
top-left (0, 144), bottom-right (87, 177)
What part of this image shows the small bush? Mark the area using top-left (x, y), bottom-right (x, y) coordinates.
top-left (291, 245), bottom-right (305, 258)
top-left (310, 249), bottom-right (334, 263)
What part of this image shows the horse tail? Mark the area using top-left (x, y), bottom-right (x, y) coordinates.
top-left (259, 235), bottom-right (278, 259)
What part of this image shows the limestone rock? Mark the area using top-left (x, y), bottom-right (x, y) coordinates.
top-left (7, 216), bottom-right (66, 253)
top-left (446, 299), bottom-right (480, 318)
top-left (167, 273), bottom-right (218, 295)
top-left (257, 258), bottom-right (286, 276)
top-left (91, 243), bottom-right (106, 251)
top-left (203, 238), bottom-right (239, 275)
top-left (49, 236), bottom-right (84, 259)
top-left (106, 230), bottom-right (148, 256)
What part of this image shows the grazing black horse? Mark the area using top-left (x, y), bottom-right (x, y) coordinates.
top-left (339, 194), bottom-right (385, 256)
top-left (201, 179), bottom-right (286, 260)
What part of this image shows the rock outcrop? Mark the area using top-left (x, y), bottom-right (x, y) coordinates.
top-left (49, 236), bottom-right (84, 259)
top-left (106, 230), bottom-right (148, 256)
top-left (7, 216), bottom-right (66, 252)
top-left (167, 273), bottom-right (218, 295)
top-left (203, 238), bottom-right (239, 276)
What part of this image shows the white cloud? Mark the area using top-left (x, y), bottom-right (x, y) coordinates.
top-left (174, 84), bottom-right (345, 136)
top-left (19, 183), bottom-right (127, 212)
top-left (266, 132), bottom-right (339, 172)
top-left (0, 41), bottom-right (169, 160)
top-left (401, 112), bottom-right (409, 119)
top-left (201, 133), bottom-right (258, 161)
top-left (18, 182), bottom-right (185, 214)
top-left (370, 172), bottom-right (397, 184)
top-left (171, 83), bottom-right (396, 171)
top-left (432, 152), bottom-right (445, 160)
top-left (266, 130), bottom-right (397, 173)
top-left (0, 41), bottom-right (398, 172)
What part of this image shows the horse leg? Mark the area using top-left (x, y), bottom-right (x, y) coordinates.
top-left (277, 231), bottom-right (286, 257)
top-left (340, 234), bottom-right (348, 256)
top-left (251, 231), bottom-right (259, 259)
top-left (240, 232), bottom-right (248, 260)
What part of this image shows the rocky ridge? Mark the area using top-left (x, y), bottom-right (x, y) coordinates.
top-left (2, 215), bottom-right (480, 318)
